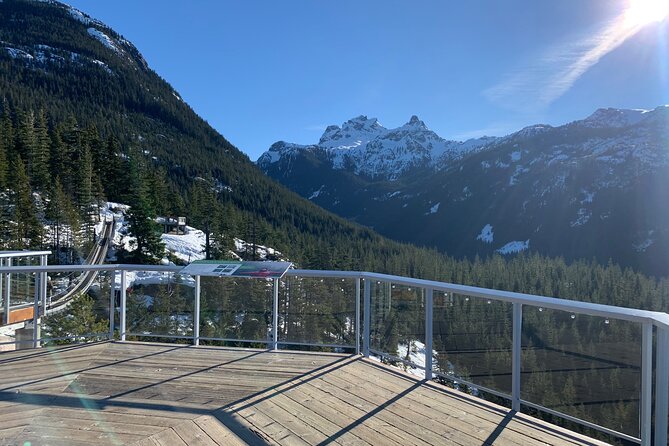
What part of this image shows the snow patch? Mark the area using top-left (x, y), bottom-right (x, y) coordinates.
top-left (476, 224), bottom-right (493, 243)
top-left (425, 202), bottom-right (440, 215)
top-left (570, 208), bottom-right (591, 227)
top-left (161, 227), bottom-right (206, 263)
top-left (580, 189), bottom-right (595, 204)
top-left (4, 47), bottom-right (33, 60)
top-left (497, 240), bottom-right (529, 255)
top-left (308, 186), bottom-right (324, 200)
top-left (394, 341), bottom-right (437, 379)
top-left (87, 28), bottom-right (122, 54)
top-left (509, 165), bottom-right (529, 185)
top-left (91, 59), bottom-right (112, 74)
top-left (634, 239), bottom-right (654, 252)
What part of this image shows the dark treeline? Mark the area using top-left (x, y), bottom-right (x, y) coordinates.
top-left (3, 101), bottom-right (669, 309)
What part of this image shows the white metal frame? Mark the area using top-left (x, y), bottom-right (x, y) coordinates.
top-left (0, 263), bottom-right (666, 445)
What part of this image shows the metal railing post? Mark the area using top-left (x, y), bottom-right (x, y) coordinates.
top-left (194, 275), bottom-right (200, 346)
top-left (109, 270), bottom-right (115, 340)
top-left (425, 288), bottom-right (433, 380)
top-left (272, 278), bottom-right (279, 350)
top-left (363, 278), bottom-right (371, 357)
top-left (32, 273), bottom-right (39, 349)
top-left (3, 258), bottom-right (10, 325)
top-left (120, 270), bottom-right (127, 341)
top-left (40, 255), bottom-right (47, 316)
top-left (655, 326), bottom-right (669, 446)
top-left (512, 302), bottom-right (522, 412)
top-left (355, 278), bottom-right (361, 355)
top-left (641, 323), bottom-right (653, 446)
top-left (0, 259), bottom-right (3, 323)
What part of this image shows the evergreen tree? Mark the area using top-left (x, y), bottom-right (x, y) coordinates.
top-left (45, 178), bottom-right (77, 262)
top-left (126, 151), bottom-right (164, 263)
top-left (42, 293), bottom-right (108, 344)
top-left (75, 143), bottom-right (95, 241)
top-left (11, 156), bottom-right (42, 247)
top-left (31, 108), bottom-right (51, 191)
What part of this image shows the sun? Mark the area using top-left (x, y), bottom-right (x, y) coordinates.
top-left (624, 0), bottom-right (669, 28)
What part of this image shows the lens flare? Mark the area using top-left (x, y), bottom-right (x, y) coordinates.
top-left (625, 0), bottom-right (669, 28)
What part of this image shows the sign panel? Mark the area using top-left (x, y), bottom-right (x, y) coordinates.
top-left (180, 260), bottom-right (292, 279)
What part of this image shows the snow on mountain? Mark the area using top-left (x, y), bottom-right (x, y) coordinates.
top-left (87, 28), bottom-right (123, 55)
top-left (425, 202), bottom-right (440, 215)
top-left (476, 224), bottom-right (494, 243)
top-left (497, 240), bottom-right (530, 255)
top-left (97, 202), bottom-right (284, 288)
top-left (579, 107), bottom-right (650, 128)
top-left (258, 115), bottom-right (497, 180)
top-left (318, 115), bottom-right (386, 149)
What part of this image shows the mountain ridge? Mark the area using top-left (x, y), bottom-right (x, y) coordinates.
top-left (258, 105), bottom-right (669, 275)
top-left (0, 0), bottom-right (470, 276)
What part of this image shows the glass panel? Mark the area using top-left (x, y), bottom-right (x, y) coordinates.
top-left (41, 271), bottom-right (112, 346)
top-left (279, 276), bottom-right (356, 348)
top-left (199, 276), bottom-right (271, 346)
top-left (370, 281), bottom-right (426, 376)
top-left (521, 307), bottom-right (641, 438)
top-left (125, 272), bottom-right (194, 341)
top-left (10, 257), bottom-right (36, 307)
top-left (432, 292), bottom-right (513, 396)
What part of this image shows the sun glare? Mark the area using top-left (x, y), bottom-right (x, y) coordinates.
top-left (625, 0), bottom-right (669, 28)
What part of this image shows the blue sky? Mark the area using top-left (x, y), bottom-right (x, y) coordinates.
top-left (67, 0), bottom-right (669, 160)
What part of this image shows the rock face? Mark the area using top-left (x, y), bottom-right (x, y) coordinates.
top-left (258, 115), bottom-right (495, 181)
top-left (259, 106), bottom-right (669, 275)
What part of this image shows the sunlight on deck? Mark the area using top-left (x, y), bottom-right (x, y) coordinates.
top-left (0, 342), bottom-right (608, 445)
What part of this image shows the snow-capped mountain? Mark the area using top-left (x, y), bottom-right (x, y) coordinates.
top-left (259, 106), bottom-right (669, 275)
top-left (258, 115), bottom-right (495, 180)
top-left (1, 1), bottom-right (149, 74)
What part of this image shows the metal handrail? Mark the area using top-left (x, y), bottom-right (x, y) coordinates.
top-left (0, 264), bottom-right (666, 445)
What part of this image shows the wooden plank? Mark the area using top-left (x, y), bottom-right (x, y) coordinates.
top-left (18, 425), bottom-right (146, 445)
top-left (191, 415), bottom-right (263, 446)
top-left (260, 392), bottom-right (370, 446)
top-left (28, 415), bottom-right (165, 437)
top-left (238, 397), bottom-right (333, 445)
top-left (231, 406), bottom-right (305, 445)
top-left (341, 360), bottom-right (602, 446)
top-left (0, 426), bottom-right (26, 444)
top-left (37, 406), bottom-right (189, 428)
top-left (150, 427), bottom-right (188, 446)
top-left (172, 419), bottom-right (219, 446)
top-left (0, 342), bottom-right (606, 446)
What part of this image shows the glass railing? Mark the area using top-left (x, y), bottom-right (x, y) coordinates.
top-left (0, 263), bottom-right (666, 445)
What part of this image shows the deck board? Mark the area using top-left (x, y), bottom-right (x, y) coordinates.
top-left (0, 341), bottom-right (610, 445)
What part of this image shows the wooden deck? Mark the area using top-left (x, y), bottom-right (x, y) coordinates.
top-left (0, 341), bottom-right (609, 446)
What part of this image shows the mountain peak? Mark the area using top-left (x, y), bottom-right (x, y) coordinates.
top-left (404, 115), bottom-right (427, 129)
top-left (343, 115), bottom-right (383, 131)
top-left (580, 107), bottom-right (649, 128)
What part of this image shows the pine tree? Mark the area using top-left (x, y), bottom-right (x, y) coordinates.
top-left (42, 293), bottom-right (108, 344)
top-left (126, 151), bottom-right (164, 263)
top-left (16, 109), bottom-right (35, 160)
top-left (0, 104), bottom-right (9, 190)
top-left (75, 144), bottom-right (95, 241)
top-left (31, 109), bottom-right (51, 191)
top-left (46, 178), bottom-right (75, 262)
top-left (102, 135), bottom-right (125, 201)
top-left (12, 156), bottom-right (42, 248)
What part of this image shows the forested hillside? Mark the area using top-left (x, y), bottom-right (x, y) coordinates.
top-left (1, 0), bottom-right (668, 315)
top-left (0, 0), bottom-right (438, 271)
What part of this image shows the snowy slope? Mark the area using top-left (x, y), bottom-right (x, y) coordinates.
top-left (98, 202), bottom-right (285, 288)
top-left (259, 105), bottom-right (669, 275)
top-left (258, 115), bottom-right (496, 180)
